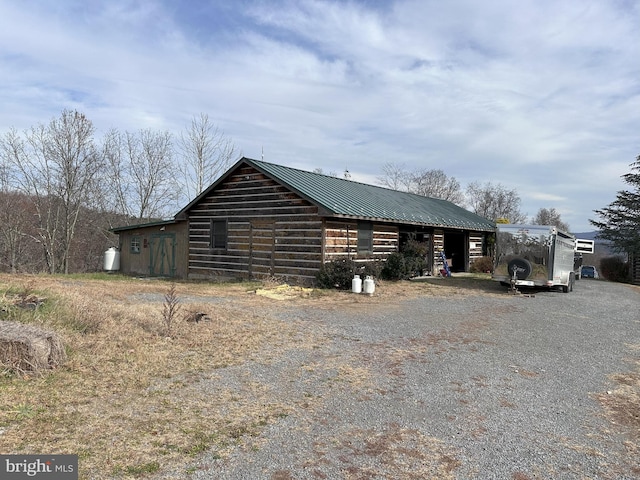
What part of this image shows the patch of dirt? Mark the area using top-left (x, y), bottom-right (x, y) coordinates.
top-left (306, 423), bottom-right (461, 480)
top-left (597, 371), bottom-right (640, 438)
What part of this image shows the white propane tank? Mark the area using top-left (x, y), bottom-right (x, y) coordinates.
top-left (363, 276), bottom-right (375, 295)
top-left (103, 247), bottom-right (120, 272)
top-left (352, 275), bottom-right (362, 293)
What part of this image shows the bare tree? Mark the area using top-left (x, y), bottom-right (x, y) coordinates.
top-left (129, 129), bottom-right (175, 220)
top-left (377, 162), bottom-right (411, 191)
top-left (377, 163), bottom-right (464, 205)
top-left (1, 133), bottom-right (48, 273)
top-left (312, 167), bottom-right (338, 177)
top-left (0, 191), bottom-right (40, 272)
top-left (178, 114), bottom-right (237, 203)
top-left (104, 129), bottom-right (175, 222)
top-left (0, 111), bottom-right (102, 273)
top-left (466, 181), bottom-right (526, 223)
top-left (408, 169), bottom-right (465, 205)
top-left (101, 128), bottom-right (129, 220)
top-left (532, 208), bottom-right (570, 232)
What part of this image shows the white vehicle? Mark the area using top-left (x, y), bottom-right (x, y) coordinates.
top-left (492, 224), bottom-right (594, 293)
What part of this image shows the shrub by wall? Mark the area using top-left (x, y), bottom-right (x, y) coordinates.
top-left (315, 259), bottom-right (382, 289)
top-left (380, 239), bottom-right (429, 281)
top-left (470, 256), bottom-right (494, 273)
top-left (380, 252), bottom-right (406, 281)
top-left (599, 256), bottom-right (629, 283)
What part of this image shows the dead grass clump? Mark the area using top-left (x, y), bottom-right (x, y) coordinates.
top-left (51, 292), bottom-right (106, 334)
top-left (0, 284), bottom-right (47, 322)
top-left (255, 283), bottom-right (314, 300)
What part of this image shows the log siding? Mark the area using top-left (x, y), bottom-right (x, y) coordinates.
top-left (323, 220), bottom-right (399, 261)
top-left (469, 234), bottom-right (485, 261)
top-left (187, 167), bottom-right (323, 281)
top-left (432, 230), bottom-right (445, 272)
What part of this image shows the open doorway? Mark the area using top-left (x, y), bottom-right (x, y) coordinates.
top-left (444, 231), bottom-right (467, 272)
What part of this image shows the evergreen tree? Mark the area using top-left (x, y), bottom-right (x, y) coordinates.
top-left (590, 156), bottom-right (640, 254)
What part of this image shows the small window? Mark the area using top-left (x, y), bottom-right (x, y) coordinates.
top-left (131, 236), bottom-right (141, 254)
top-left (357, 221), bottom-right (373, 253)
top-left (210, 219), bottom-right (228, 249)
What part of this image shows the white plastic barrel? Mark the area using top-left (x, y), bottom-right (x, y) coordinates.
top-left (103, 247), bottom-right (120, 272)
top-left (363, 276), bottom-right (375, 295)
top-left (352, 275), bottom-right (362, 293)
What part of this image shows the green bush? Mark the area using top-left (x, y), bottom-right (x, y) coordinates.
top-left (470, 256), bottom-right (494, 273)
top-left (359, 261), bottom-right (382, 280)
top-left (317, 238), bottom-right (429, 286)
top-left (402, 239), bottom-right (428, 277)
top-left (316, 259), bottom-right (356, 289)
top-left (405, 256), bottom-right (427, 277)
top-left (599, 256), bottom-right (629, 282)
top-left (380, 246), bottom-right (428, 281)
top-left (402, 238), bottom-right (429, 258)
top-left (380, 239), bottom-right (429, 280)
top-left (316, 259), bottom-right (382, 289)
top-left (380, 252), bottom-right (406, 280)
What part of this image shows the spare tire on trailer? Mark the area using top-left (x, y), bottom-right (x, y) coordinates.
top-left (507, 258), bottom-right (532, 280)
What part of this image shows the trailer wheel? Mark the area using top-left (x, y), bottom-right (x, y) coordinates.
top-left (507, 258), bottom-right (532, 280)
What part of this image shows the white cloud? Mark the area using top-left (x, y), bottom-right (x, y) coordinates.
top-left (0, 0), bottom-right (638, 231)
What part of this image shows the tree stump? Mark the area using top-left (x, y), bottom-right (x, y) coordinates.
top-left (0, 321), bottom-right (66, 375)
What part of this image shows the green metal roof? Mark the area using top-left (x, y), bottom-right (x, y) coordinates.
top-left (246, 158), bottom-right (495, 232)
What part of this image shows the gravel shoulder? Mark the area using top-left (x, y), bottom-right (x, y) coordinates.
top-left (158, 279), bottom-right (640, 479)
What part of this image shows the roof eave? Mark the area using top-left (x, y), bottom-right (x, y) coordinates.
top-left (325, 213), bottom-right (495, 231)
top-left (110, 218), bottom-right (182, 233)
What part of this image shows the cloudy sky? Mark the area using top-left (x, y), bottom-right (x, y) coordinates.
top-left (1, 0), bottom-right (638, 232)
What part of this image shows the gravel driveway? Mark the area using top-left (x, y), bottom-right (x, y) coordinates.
top-left (169, 279), bottom-right (640, 479)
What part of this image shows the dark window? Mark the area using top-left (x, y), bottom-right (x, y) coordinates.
top-left (357, 221), bottom-right (373, 253)
top-left (210, 219), bottom-right (228, 249)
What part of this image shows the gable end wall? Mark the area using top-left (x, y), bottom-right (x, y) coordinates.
top-left (187, 166), bottom-right (323, 282)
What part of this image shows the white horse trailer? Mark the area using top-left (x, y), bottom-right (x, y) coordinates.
top-left (492, 224), bottom-right (594, 293)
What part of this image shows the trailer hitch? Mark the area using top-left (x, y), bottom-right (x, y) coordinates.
top-left (509, 268), bottom-right (520, 295)
top-left (507, 269), bottom-right (535, 297)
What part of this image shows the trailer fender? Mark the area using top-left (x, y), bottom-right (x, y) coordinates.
top-left (507, 258), bottom-right (533, 280)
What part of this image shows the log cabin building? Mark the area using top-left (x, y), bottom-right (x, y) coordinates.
top-left (112, 157), bottom-right (496, 283)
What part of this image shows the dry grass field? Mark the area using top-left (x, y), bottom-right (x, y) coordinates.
top-left (0, 274), bottom-right (468, 478)
top-left (0, 273), bottom-right (637, 479)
